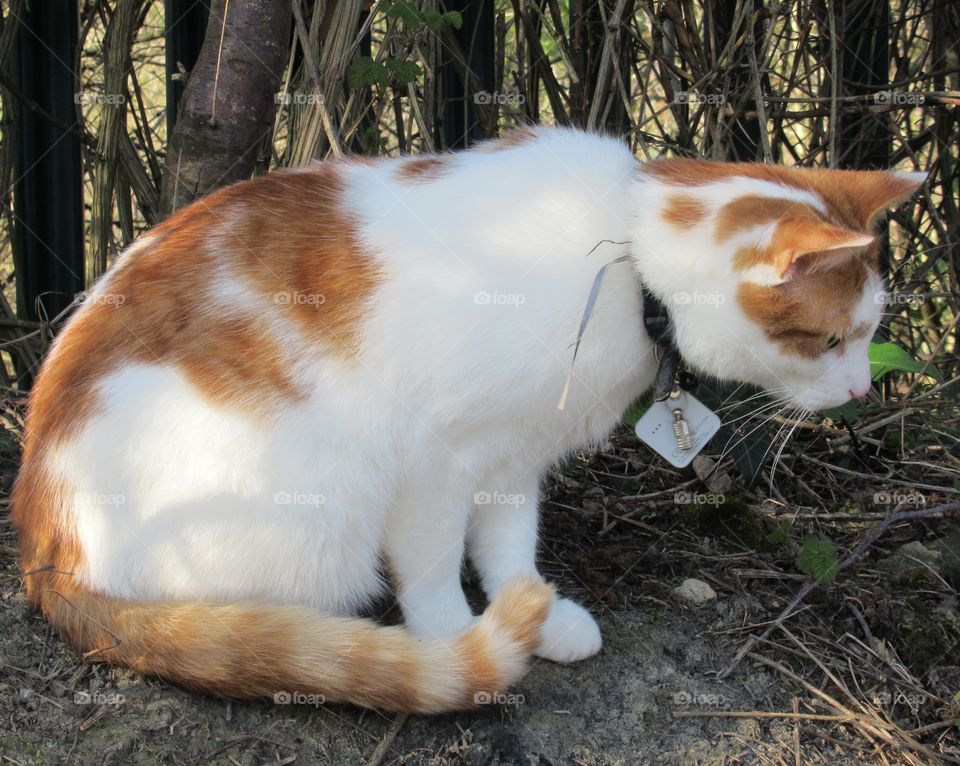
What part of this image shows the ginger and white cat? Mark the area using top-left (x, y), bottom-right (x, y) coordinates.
top-left (13, 127), bottom-right (923, 712)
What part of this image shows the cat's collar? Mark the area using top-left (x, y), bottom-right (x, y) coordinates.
top-left (558, 251), bottom-right (697, 411)
top-left (641, 283), bottom-right (697, 402)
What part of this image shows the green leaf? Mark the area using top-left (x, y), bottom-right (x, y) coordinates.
top-left (822, 399), bottom-right (859, 423)
top-left (869, 341), bottom-right (942, 382)
top-left (350, 57), bottom-right (389, 88)
top-left (383, 0), bottom-right (423, 26)
top-left (797, 534), bottom-right (839, 583)
top-left (384, 58), bottom-right (423, 84)
top-left (424, 9), bottom-right (463, 30)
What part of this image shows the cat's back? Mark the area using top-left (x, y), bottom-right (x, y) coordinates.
top-left (22, 127), bottom-right (639, 452)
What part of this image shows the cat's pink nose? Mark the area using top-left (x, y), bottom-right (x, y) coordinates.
top-left (849, 386), bottom-right (870, 400)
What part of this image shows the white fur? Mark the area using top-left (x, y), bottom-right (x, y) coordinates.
top-left (51, 128), bottom-right (883, 663)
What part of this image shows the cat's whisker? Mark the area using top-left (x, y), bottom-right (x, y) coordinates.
top-left (721, 398), bottom-right (791, 425)
top-left (716, 401), bottom-right (792, 462)
top-left (718, 391), bottom-right (792, 415)
top-left (716, 380), bottom-right (751, 409)
top-left (768, 409), bottom-right (809, 489)
top-left (714, 387), bottom-right (792, 414)
top-left (758, 409), bottom-right (795, 479)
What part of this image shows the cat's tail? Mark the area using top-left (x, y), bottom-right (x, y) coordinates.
top-left (39, 576), bottom-right (554, 713)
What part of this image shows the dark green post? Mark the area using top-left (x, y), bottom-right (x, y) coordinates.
top-left (12, 1), bottom-right (84, 330)
top-left (441, 0), bottom-right (495, 148)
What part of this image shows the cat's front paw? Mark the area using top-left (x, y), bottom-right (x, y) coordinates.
top-left (535, 597), bottom-right (602, 663)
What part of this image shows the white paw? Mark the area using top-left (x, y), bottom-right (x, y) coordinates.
top-left (535, 597), bottom-right (602, 663)
top-left (403, 599), bottom-right (477, 640)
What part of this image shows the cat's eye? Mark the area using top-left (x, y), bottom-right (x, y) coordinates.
top-left (825, 335), bottom-right (843, 351)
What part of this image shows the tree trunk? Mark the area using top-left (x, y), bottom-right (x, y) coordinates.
top-left (159, 0), bottom-right (290, 215)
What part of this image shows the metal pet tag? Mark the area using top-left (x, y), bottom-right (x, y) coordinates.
top-left (634, 391), bottom-right (721, 468)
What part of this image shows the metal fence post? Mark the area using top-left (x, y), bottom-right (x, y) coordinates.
top-left (11, 1), bottom-right (84, 335)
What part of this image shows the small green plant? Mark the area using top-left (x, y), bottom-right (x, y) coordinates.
top-left (383, 0), bottom-right (463, 31)
top-left (350, 57), bottom-right (423, 88)
top-left (350, 2), bottom-right (462, 90)
top-left (797, 534), bottom-right (840, 583)
top-left (768, 520), bottom-right (793, 545)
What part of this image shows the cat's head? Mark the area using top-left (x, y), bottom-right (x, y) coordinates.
top-left (632, 160), bottom-right (926, 410)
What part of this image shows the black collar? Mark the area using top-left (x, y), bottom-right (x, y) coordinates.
top-left (641, 283), bottom-right (694, 401)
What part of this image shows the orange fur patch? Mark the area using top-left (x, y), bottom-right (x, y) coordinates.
top-left (228, 164), bottom-right (381, 352)
top-left (21, 162), bottom-right (377, 453)
top-left (455, 576), bottom-right (553, 707)
top-left (339, 627), bottom-right (423, 710)
top-left (396, 155), bottom-right (450, 183)
top-left (737, 258), bottom-right (871, 357)
top-left (479, 125), bottom-right (537, 152)
top-left (10, 464), bottom-right (80, 607)
top-left (662, 194), bottom-right (708, 231)
top-left (714, 195), bottom-right (821, 246)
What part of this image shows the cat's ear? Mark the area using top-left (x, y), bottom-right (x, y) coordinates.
top-left (770, 219), bottom-right (875, 280)
top-left (848, 170), bottom-right (927, 228)
top-left (768, 170), bottom-right (926, 280)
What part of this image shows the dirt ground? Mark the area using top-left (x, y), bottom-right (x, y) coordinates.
top-left (0, 587), bottom-right (798, 765)
top-left (1, 424), bottom-right (958, 765)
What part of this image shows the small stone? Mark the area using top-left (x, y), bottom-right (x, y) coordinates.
top-left (141, 699), bottom-right (176, 732)
top-left (692, 455), bottom-right (733, 494)
top-left (673, 578), bottom-right (717, 605)
top-left (17, 688), bottom-right (33, 704)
